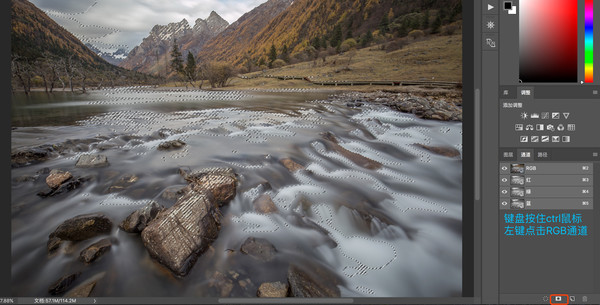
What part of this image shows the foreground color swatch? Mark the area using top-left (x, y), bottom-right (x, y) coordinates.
top-left (520, 0), bottom-right (578, 82)
top-left (585, 0), bottom-right (594, 83)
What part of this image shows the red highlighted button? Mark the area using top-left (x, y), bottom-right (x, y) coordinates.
top-left (550, 294), bottom-right (569, 304)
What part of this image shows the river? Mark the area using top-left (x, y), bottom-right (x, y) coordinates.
top-left (11, 88), bottom-right (462, 297)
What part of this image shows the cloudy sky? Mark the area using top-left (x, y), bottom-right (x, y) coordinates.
top-left (29, 0), bottom-right (267, 53)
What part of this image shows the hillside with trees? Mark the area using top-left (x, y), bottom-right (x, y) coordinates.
top-left (197, 0), bottom-right (461, 70)
top-left (10, 0), bottom-right (154, 94)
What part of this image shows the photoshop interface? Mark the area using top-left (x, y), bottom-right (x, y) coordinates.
top-left (4, 0), bottom-right (600, 304)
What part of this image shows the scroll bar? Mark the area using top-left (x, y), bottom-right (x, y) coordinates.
top-left (474, 89), bottom-right (481, 201)
top-left (219, 299), bottom-right (354, 304)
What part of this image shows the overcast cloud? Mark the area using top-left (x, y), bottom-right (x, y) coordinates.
top-left (29, 0), bottom-right (267, 53)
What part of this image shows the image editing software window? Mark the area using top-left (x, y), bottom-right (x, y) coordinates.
top-left (4, 0), bottom-right (600, 304)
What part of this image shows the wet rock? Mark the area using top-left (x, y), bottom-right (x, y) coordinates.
top-left (253, 194), bottom-right (278, 214)
top-left (49, 213), bottom-right (112, 242)
top-left (64, 281), bottom-right (95, 298)
top-left (280, 158), bottom-right (304, 172)
top-left (37, 176), bottom-right (89, 198)
top-left (210, 271), bottom-right (234, 297)
top-left (287, 264), bottom-right (341, 297)
top-left (48, 272), bottom-right (80, 295)
top-left (414, 144), bottom-right (461, 158)
top-left (141, 188), bottom-right (222, 276)
top-left (79, 238), bottom-right (112, 263)
top-left (11, 145), bottom-right (56, 168)
top-left (46, 169), bottom-right (73, 189)
top-left (47, 236), bottom-right (63, 252)
top-left (119, 201), bottom-right (164, 233)
top-left (157, 139), bottom-right (186, 151)
top-left (257, 281), bottom-right (289, 297)
top-left (107, 174), bottom-right (138, 193)
top-left (64, 272), bottom-right (105, 298)
top-left (321, 132), bottom-right (382, 170)
top-left (182, 167), bottom-right (237, 206)
top-left (76, 154), bottom-right (109, 168)
top-left (14, 175), bottom-right (37, 183)
top-left (37, 167), bottom-right (51, 175)
top-left (161, 186), bottom-right (187, 201)
top-left (240, 237), bottom-right (276, 262)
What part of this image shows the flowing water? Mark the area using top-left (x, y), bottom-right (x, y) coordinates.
top-left (11, 88), bottom-right (462, 297)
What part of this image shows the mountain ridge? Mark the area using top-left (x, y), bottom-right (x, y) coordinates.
top-left (119, 11), bottom-right (229, 74)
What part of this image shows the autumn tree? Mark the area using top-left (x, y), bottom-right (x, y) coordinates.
top-left (203, 61), bottom-right (234, 88)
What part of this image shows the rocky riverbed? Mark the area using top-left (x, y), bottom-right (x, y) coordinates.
top-left (11, 89), bottom-right (462, 298)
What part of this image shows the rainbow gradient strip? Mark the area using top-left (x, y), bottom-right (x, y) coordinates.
top-left (585, 0), bottom-right (594, 83)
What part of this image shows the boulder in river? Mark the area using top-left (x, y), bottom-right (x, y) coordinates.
top-left (279, 158), bottom-right (304, 172)
top-left (49, 213), bottom-right (112, 242)
top-left (79, 238), bottom-right (112, 263)
top-left (46, 169), bottom-right (72, 189)
top-left (157, 139), bottom-right (186, 151)
top-left (107, 174), bottom-right (138, 193)
top-left (141, 188), bottom-right (222, 276)
top-left (181, 167), bottom-right (237, 206)
top-left (414, 144), bottom-right (461, 158)
top-left (119, 201), bottom-right (164, 233)
top-left (321, 132), bottom-right (382, 170)
top-left (76, 154), bottom-right (109, 168)
top-left (257, 281), bottom-right (289, 297)
top-left (48, 272), bottom-right (80, 296)
top-left (37, 176), bottom-right (89, 198)
top-left (11, 145), bottom-right (57, 168)
top-left (240, 237), bottom-right (277, 262)
top-left (287, 264), bottom-right (341, 297)
top-left (47, 237), bottom-right (63, 253)
top-left (253, 194), bottom-right (278, 214)
top-left (64, 272), bottom-right (105, 298)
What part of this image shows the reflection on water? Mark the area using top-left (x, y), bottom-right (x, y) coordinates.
top-left (11, 88), bottom-right (462, 297)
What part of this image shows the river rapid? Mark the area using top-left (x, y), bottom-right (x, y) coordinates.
top-left (11, 88), bottom-right (462, 297)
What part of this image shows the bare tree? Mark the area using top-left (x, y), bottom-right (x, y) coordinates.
top-left (11, 55), bottom-right (33, 95)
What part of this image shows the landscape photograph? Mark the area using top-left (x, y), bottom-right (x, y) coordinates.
top-left (11, 0), bottom-right (463, 298)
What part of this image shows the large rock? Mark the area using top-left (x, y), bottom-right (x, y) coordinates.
top-left (240, 237), bottom-right (276, 262)
top-left (257, 281), bottom-right (289, 297)
top-left (79, 238), bottom-right (112, 263)
top-left (46, 169), bottom-right (72, 189)
top-left (48, 272), bottom-right (80, 296)
top-left (322, 132), bottom-right (382, 170)
top-left (76, 154), bottom-right (109, 168)
top-left (119, 201), bottom-right (164, 233)
top-left (181, 167), bottom-right (237, 205)
top-left (253, 194), bottom-right (278, 213)
top-left (287, 264), bottom-right (341, 297)
top-left (49, 213), bottom-right (112, 242)
top-left (141, 189), bottom-right (222, 276)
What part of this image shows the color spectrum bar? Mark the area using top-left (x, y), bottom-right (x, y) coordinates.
top-left (519, 0), bottom-right (578, 83)
top-left (585, 0), bottom-right (594, 83)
